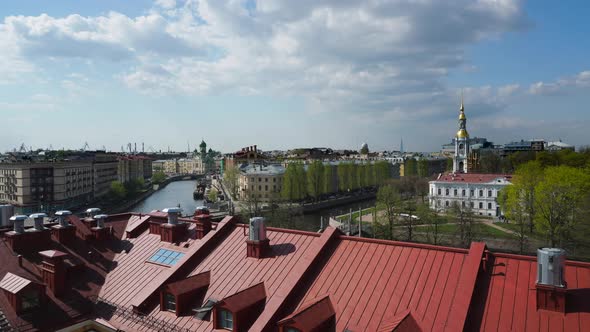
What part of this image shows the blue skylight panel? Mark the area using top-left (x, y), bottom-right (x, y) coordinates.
top-left (148, 249), bottom-right (185, 266)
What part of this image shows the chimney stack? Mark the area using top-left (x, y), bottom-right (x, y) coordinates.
top-left (10, 215), bottom-right (27, 234)
top-left (84, 208), bottom-right (101, 228)
top-left (246, 217), bottom-right (270, 258)
top-left (193, 207), bottom-right (212, 239)
top-left (160, 207), bottom-right (186, 243)
top-left (536, 248), bottom-right (567, 312)
top-left (39, 250), bottom-right (68, 297)
top-left (91, 214), bottom-right (110, 240)
top-left (52, 210), bottom-right (76, 244)
top-left (30, 213), bottom-right (47, 231)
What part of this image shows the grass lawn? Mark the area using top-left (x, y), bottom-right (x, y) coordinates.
top-left (431, 223), bottom-right (515, 240)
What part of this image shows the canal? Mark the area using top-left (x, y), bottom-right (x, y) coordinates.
top-left (129, 180), bottom-right (375, 231)
top-left (129, 180), bottom-right (205, 214)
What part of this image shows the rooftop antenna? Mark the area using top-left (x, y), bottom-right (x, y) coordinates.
top-left (142, 142), bottom-right (145, 153)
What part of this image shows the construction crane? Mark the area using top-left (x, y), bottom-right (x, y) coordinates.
top-left (81, 142), bottom-right (90, 152)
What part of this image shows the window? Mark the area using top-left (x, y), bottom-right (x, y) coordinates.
top-left (258, 185), bottom-right (261, 191)
top-left (445, 189), bottom-right (449, 196)
top-left (445, 201), bottom-right (449, 207)
top-left (488, 190), bottom-right (492, 197)
top-left (273, 178), bottom-right (276, 183)
top-left (470, 190), bottom-right (474, 196)
top-left (164, 293), bottom-right (176, 312)
top-left (218, 309), bottom-right (233, 330)
top-left (462, 189), bottom-right (465, 196)
top-left (437, 188), bottom-right (441, 195)
top-left (470, 202), bottom-right (474, 208)
top-left (461, 201), bottom-right (465, 208)
top-left (21, 289), bottom-right (40, 311)
top-left (265, 178), bottom-right (268, 182)
top-left (479, 202), bottom-right (483, 209)
top-left (148, 249), bottom-right (185, 266)
top-left (479, 190), bottom-right (483, 197)
top-left (488, 203), bottom-right (492, 209)
top-left (453, 189), bottom-right (457, 196)
top-left (258, 178), bottom-right (261, 182)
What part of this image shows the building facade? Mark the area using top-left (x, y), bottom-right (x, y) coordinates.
top-left (238, 164), bottom-right (285, 201)
top-left (429, 101), bottom-right (512, 216)
top-left (118, 155), bottom-right (152, 183)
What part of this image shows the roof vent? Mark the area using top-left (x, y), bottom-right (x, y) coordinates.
top-left (537, 248), bottom-right (566, 287)
top-left (85, 208), bottom-right (101, 218)
top-left (30, 213), bottom-right (47, 231)
top-left (55, 210), bottom-right (72, 227)
top-left (246, 217), bottom-right (270, 258)
top-left (536, 248), bottom-right (567, 312)
top-left (249, 217), bottom-right (267, 241)
top-left (94, 214), bottom-right (108, 229)
top-left (162, 207), bottom-right (182, 225)
top-left (9, 215), bottom-right (27, 234)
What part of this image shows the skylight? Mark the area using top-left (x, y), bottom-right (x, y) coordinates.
top-left (148, 249), bottom-right (185, 266)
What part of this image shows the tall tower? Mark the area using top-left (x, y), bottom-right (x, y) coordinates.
top-left (453, 96), bottom-right (469, 173)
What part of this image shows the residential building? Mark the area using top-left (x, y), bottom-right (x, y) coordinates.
top-left (546, 140), bottom-right (575, 151)
top-left (0, 161), bottom-right (94, 213)
top-left (238, 163), bottom-right (285, 201)
top-left (1, 211), bottom-right (587, 331)
top-left (429, 101), bottom-right (512, 216)
top-left (117, 155), bottom-right (152, 183)
top-left (92, 153), bottom-right (118, 198)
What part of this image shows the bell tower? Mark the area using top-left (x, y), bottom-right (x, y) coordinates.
top-left (453, 95), bottom-right (469, 173)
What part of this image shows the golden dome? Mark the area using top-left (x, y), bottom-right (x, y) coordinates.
top-left (459, 111), bottom-right (466, 120)
top-left (456, 129), bottom-right (469, 138)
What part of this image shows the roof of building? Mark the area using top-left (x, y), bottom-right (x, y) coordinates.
top-left (2, 211), bottom-right (589, 331)
top-left (239, 163), bottom-right (285, 175)
top-left (0, 273), bottom-right (35, 295)
top-left (433, 173), bottom-right (513, 184)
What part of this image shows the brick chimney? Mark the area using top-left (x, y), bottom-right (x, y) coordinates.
top-left (536, 248), bottom-right (567, 312)
top-left (83, 208), bottom-right (101, 228)
top-left (51, 210), bottom-right (76, 245)
top-left (4, 215), bottom-right (28, 252)
top-left (246, 217), bottom-right (270, 258)
top-left (91, 214), bottom-right (110, 241)
top-left (29, 213), bottom-right (52, 250)
top-left (39, 250), bottom-right (68, 297)
top-left (160, 207), bottom-right (187, 243)
top-left (194, 213), bottom-right (212, 239)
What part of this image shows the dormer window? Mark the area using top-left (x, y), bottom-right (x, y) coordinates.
top-left (218, 309), bottom-right (233, 330)
top-left (21, 288), bottom-right (41, 311)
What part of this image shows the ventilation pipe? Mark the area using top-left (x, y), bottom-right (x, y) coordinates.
top-left (30, 213), bottom-right (47, 231)
top-left (94, 214), bottom-right (108, 229)
top-left (249, 217), bottom-right (267, 241)
top-left (9, 215), bottom-right (27, 234)
top-left (55, 210), bottom-right (72, 227)
top-left (162, 207), bottom-right (182, 225)
top-left (85, 208), bottom-right (101, 219)
top-left (536, 248), bottom-right (567, 312)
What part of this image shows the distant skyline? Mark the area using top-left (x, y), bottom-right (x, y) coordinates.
top-left (1, 0), bottom-right (589, 153)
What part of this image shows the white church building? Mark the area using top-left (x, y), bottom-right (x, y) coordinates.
top-left (428, 100), bottom-right (512, 217)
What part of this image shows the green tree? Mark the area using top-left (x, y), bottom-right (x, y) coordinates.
top-left (223, 165), bottom-right (240, 200)
top-left (445, 158), bottom-right (453, 172)
top-left (337, 163), bottom-right (350, 192)
top-left (365, 163), bottom-right (376, 187)
top-left (374, 161), bottom-right (391, 186)
top-left (357, 163), bottom-right (367, 188)
top-left (534, 166), bottom-right (590, 247)
top-left (151, 171), bottom-right (166, 185)
top-left (294, 162), bottom-right (307, 200)
top-left (207, 188), bottom-right (218, 203)
top-left (404, 159), bottom-right (417, 177)
top-left (348, 163), bottom-right (359, 190)
top-left (512, 161), bottom-right (544, 233)
top-left (377, 184), bottom-right (400, 240)
top-left (323, 164), bottom-right (334, 194)
top-left (360, 145), bottom-right (369, 155)
top-left (417, 159), bottom-right (429, 178)
top-left (500, 186), bottom-right (528, 253)
top-left (307, 160), bottom-right (324, 201)
top-left (417, 203), bottom-right (442, 245)
top-left (109, 181), bottom-right (127, 200)
top-left (452, 202), bottom-right (475, 247)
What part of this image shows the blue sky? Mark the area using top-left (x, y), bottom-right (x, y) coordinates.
top-left (0, 0), bottom-right (589, 153)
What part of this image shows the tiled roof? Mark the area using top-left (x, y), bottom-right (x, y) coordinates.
top-left (434, 172), bottom-right (512, 184)
top-left (0, 273), bottom-right (33, 295)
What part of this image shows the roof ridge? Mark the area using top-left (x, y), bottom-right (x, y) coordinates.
top-left (249, 226), bottom-right (341, 331)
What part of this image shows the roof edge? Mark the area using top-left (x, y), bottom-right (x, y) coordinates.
top-left (338, 235), bottom-right (470, 254)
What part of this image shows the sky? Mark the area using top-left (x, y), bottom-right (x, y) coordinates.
top-left (0, 0), bottom-right (589, 153)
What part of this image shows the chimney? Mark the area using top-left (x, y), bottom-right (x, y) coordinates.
top-left (39, 250), bottom-right (68, 297)
top-left (30, 213), bottom-right (47, 231)
top-left (4, 215), bottom-right (28, 252)
top-left (91, 214), bottom-right (110, 241)
top-left (160, 207), bottom-right (186, 243)
top-left (84, 208), bottom-right (101, 228)
top-left (254, 145), bottom-right (257, 152)
top-left (51, 210), bottom-right (76, 245)
top-left (29, 213), bottom-right (52, 250)
top-left (10, 215), bottom-right (27, 234)
top-left (536, 248), bottom-right (567, 312)
top-left (193, 212), bottom-right (212, 239)
top-left (246, 217), bottom-right (270, 258)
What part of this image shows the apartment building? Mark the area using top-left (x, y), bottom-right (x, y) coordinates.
top-left (238, 164), bottom-right (285, 201)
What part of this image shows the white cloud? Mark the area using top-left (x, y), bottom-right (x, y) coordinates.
top-left (528, 70), bottom-right (590, 95)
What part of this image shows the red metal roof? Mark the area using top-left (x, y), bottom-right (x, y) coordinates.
top-left (434, 172), bottom-right (512, 184)
top-left (0, 273), bottom-right (34, 294)
top-left (471, 253), bottom-right (590, 332)
top-left (219, 281), bottom-right (266, 312)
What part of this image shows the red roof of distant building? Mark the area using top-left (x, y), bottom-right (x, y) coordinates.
top-left (434, 172), bottom-right (512, 184)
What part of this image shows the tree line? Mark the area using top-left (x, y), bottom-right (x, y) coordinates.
top-left (281, 160), bottom-right (392, 202)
